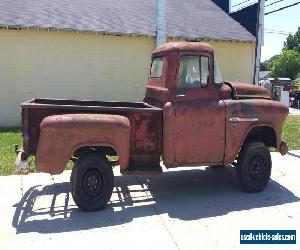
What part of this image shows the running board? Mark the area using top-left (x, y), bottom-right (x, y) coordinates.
top-left (121, 163), bottom-right (163, 176)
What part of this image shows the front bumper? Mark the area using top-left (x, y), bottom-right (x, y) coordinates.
top-left (15, 149), bottom-right (29, 175)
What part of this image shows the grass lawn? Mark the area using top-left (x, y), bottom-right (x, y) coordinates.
top-left (0, 115), bottom-right (299, 176)
top-left (0, 128), bottom-right (24, 175)
top-left (281, 115), bottom-right (300, 151)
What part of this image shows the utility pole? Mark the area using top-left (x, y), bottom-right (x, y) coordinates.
top-left (156, 0), bottom-right (167, 47)
top-left (253, 0), bottom-right (265, 85)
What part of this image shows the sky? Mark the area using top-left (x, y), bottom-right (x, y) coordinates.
top-left (231, 0), bottom-right (300, 61)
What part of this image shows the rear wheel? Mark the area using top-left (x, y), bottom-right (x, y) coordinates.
top-left (70, 152), bottom-right (114, 211)
top-left (237, 142), bottom-right (271, 193)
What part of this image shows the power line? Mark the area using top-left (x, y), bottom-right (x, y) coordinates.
top-left (265, 1), bottom-right (300, 15)
top-left (265, 28), bottom-right (293, 32)
top-left (232, 0), bottom-right (299, 13)
top-left (264, 28), bottom-right (294, 35)
top-left (232, 0), bottom-right (273, 8)
top-left (233, 0), bottom-right (291, 10)
top-left (265, 28), bottom-right (293, 35)
top-left (233, 0), bottom-right (273, 12)
top-left (272, 13), bottom-right (300, 19)
top-left (265, 31), bottom-right (292, 35)
top-left (265, 0), bottom-right (285, 7)
top-left (232, 0), bottom-right (255, 8)
top-left (234, 1), bottom-right (258, 11)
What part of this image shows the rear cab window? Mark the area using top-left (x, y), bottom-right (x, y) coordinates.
top-left (150, 57), bottom-right (163, 78)
top-left (148, 56), bottom-right (166, 87)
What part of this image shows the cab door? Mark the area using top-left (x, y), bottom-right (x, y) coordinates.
top-left (173, 52), bottom-right (225, 165)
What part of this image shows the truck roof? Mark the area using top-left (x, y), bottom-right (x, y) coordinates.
top-left (154, 41), bottom-right (214, 54)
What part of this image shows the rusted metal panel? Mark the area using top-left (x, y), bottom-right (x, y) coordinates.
top-left (159, 48), bottom-right (229, 167)
top-left (144, 51), bottom-right (177, 107)
top-left (154, 41), bottom-right (214, 54)
top-left (162, 102), bottom-right (175, 166)
top-left (130, 112), bottom-right (159, 154)
top-left (229, 82), bottom-right (271, 100)
top-left (36, 114), bottom-right (131, 174)
top-left (21, 99), bottom-right (162, 174)
top-left (224, 99), bottom-right (288, 164)
top-left (172, 92), bottom-right (226, 166)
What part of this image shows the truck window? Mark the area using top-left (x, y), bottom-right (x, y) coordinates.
top-left (214, 57), bottom-right (223, 85)
top-left (177, 56), bottom-right (209, 88)
top-left (150, 57), bottom-right (163, 78)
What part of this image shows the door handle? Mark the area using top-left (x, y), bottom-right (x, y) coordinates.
top-left (176, 94), bottom-right (186, 98)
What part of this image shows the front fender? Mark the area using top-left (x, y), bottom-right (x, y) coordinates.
top-left (224, 99), bottom-right (288, 164)
top-left (36, 114), bottom-right (131, 174)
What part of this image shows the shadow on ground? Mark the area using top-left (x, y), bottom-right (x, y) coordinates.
top-left (12, 166), bottom-right (300, 234)
top-left (288, 152), bottom-right (300, 159)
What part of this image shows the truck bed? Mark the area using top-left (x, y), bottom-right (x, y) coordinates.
top-left (21, 98), bottom-right (162, 161)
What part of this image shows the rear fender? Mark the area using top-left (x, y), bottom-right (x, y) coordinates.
top-left (36, 114), bottom-right (131, 174)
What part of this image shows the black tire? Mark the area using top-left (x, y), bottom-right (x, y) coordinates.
top-left (70, 152), bottom-right (114, 212)
top-left (237, 142), bottom-right (271, 193)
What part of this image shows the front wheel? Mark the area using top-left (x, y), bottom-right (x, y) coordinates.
top-left (237, 142), bottom-right (272, 193)
top-left (70, 152), bottom-right (114, 211)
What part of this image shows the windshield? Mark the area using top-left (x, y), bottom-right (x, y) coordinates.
top-left (214, 57), bottom-right (223, 85)
top-left (177, 56), bottom-right (209, 88)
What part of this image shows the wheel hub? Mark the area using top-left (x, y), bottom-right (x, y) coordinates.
top-left (249, 156), bottom-right (265, 180)
top-left (83, 169), bottom-right (103, 198)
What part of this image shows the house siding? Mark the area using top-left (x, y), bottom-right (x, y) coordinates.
top-left (210, 40), bottom-right (255, 84)
top-left (0, 29), bottom-right (255, 127)
top-left (0, 30), bottom-right (155, 126)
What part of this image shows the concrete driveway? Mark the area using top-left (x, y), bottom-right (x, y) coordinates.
top-left (1, 152), bottom-right (299, 250)
top-left (289, 108), bottom-right (300, 116)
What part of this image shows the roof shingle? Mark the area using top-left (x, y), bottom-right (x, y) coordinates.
top-left (0, 0), bottom-right (255, 42)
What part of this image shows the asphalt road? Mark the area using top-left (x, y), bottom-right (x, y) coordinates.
top-left (1, 152), bottom-right (299, 250)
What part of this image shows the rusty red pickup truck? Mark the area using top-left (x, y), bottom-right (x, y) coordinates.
top-left (16, 42), bottom-right (289, 211)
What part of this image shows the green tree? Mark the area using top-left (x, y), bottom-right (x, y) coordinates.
top-left (284, 27), bottom-right (300, 53)
top-left (260, 62), bottom-right (268, 71)
top-left (260, 54), bottom-right (280, 71)
top-left (271, 50), bottom-right (300, 80)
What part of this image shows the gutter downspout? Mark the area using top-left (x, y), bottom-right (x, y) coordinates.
top-left (156, 0), bottom-right (166, 47)
top-left (253, 0), bottom-right (264, 85)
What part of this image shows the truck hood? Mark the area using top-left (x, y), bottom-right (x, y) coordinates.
top-left (227, 82), bottom-right (271, 99)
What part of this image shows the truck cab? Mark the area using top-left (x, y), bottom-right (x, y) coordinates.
top-left (16, 41), bottom-right (289, 212)
top-left (145, 42), bottom-right (229, 167)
